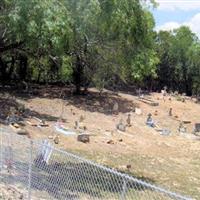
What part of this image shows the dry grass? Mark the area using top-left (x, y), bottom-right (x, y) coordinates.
top-left (0, 86), bottom-right (200, 199)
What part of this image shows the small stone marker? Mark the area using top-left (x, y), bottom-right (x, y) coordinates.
top-left (77, 134), bottom-right (90, 143)
top-left (178, 122), bottom-right (186, 133)
top-left (54, 135), bottom-right (60, 144)
top-left (116, 119), bottom-right (126, 132)
top-left (135, 107), bottom-right (142, 115)
top-left (146, 113), bottom-right (155, 127)
top-left (194, 123), bottom-right (200, 132)
top-left (160, 129), bottom-right (171, 136)
top-left (126, 164), bottom-right (132, 171)
top-left (126, 114), bottom-right (131, 127)
top-left (113, 102), bottom-right (119, 114)
top-left (169, 108), bottom-right (172, 116)
top-left (79, 115), bottom-right (85, 122)
top-left (107, 140), bottom-right (114, 144)
top-left (74, 121), bottom-right (79, 129)
top-left (48, 135), bottom-right (54, 139)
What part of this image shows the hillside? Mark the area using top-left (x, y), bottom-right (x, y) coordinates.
top-left (0, 86), bottom-right (200, 199)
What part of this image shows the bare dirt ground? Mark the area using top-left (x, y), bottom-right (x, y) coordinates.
top-left (0, 86), bottom-right (200, 199)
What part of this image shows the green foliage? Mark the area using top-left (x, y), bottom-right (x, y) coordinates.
top-left (155, 26), bottom-right (200, 95)
top-left (59, 56), bottom-right (73, 82)
top-left (0, 0), bottom-right (158, 92)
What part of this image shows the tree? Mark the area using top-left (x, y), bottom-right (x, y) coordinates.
top-left (155, 30), bottom-right (175, 90)
top-left (171, 26), bottom-right (197, 95)
top-left (64, 0), bottom-right (159, 93)
top-left (155, 26), bottom-right (199, 95)
top-left (1, 0), bottom-right (158, 93)
top-left (187, 43), bottom-right (200, 95)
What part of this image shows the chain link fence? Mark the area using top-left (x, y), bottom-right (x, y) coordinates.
top-left (0, 128), bottom-right (193, 200)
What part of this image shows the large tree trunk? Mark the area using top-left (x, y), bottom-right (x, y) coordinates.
top-left (73, 55), bottom-right (83, 94)
top-left (0, 56), bottom-right (8, 84)
top-left (19, 55), bottom-right (28, 81)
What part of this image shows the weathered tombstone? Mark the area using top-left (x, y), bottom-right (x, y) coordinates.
top-left (53, 135), bottom-right (60, 144)
top-left (146, 113), bottom-right (155, 127)
top-left (178, 122), bottom-right (186, 133)
top-left (169, 108), bottom-right (172, 116)
top-left (77, 134), bottom-right (90, 143)
top-left (138, 88), bottom-right (142, 97)
top-left (79, 115), bottom-right (85, 122)
top-left (116, 119), bottom-right (126, 132)
top-left (35, 140), bottom-right (53, 166)
top-left (174, 91), bottom-right (179, 96)
top-left (160, 129), bottom-right (171, 136)
top-left (194, 123), bottom-right (200, 132)
top-left (113, 102), bottom-right (119, 114)
top-left (161, 86), bottom-right (167, 97)
top-left (135, 107), bottom-right (142, 115)
top-left (74, 121), bottom-right (79, 129)
top-left (126, 114), bottom-right (131, 127)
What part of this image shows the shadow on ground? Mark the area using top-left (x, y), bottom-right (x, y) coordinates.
top-left (0, 95), bottom-right (59, 125)
top-left (1, 156), bottom-right (157, 200)
top-left (0, 85), bottom-right (138, 116)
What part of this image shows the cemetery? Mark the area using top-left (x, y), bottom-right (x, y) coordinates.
top-left (0, 86), bottom-right (200, 199)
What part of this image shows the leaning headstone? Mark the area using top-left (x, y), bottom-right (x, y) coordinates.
top-left (35, 140), bottom-right (53, 165)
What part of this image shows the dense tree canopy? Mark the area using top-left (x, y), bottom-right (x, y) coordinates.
top-left (0, 0), bottom-right (158, 92)
top-left (155, 26), bottom-right (200, 96)
top-left (0, 0), bottom-right (200, 96)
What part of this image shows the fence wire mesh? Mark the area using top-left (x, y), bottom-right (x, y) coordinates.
top-left (0, 128), bottom-right (193, 200)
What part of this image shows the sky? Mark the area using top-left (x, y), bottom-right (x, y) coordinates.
top-left (152, 0), bottom-right (200, 37)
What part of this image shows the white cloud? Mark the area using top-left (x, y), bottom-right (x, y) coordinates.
top-left (156, 13), bottom-right (200, 37)
top-left (157, 22), bottom-right (180, 31)
top-left (156, 0), bottom-right (200, 11)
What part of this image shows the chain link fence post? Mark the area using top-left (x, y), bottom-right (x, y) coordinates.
top-left (28, 140), bottom-right (33, 200)
top-left (120, 177), bottom-right (127, 200)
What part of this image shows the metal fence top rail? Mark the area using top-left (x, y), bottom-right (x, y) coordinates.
top-left (0, 127), bottom-right (193, 200)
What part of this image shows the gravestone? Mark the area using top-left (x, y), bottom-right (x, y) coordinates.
top-left (194, 123), bottom-right (200, 132)
top-left (126, 114), bottom-right (131, 127)
top-left (169, 108), bottom-right (172, 116)
top-left (77, 134), bottom-right (90, 143)
top-left (116, 119), bottom-right (126, 132)
top-left (135, 108), bottom-right (142, 115)
top-left (113, 102), bottom-right (119, 114)
top-left (146, 113), bottom-right (155, 127)
top-left (178, 122), bottom-right (186, 133)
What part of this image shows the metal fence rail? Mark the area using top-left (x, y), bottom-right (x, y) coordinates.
top-left (0, 128), bottom-right (193, 200)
